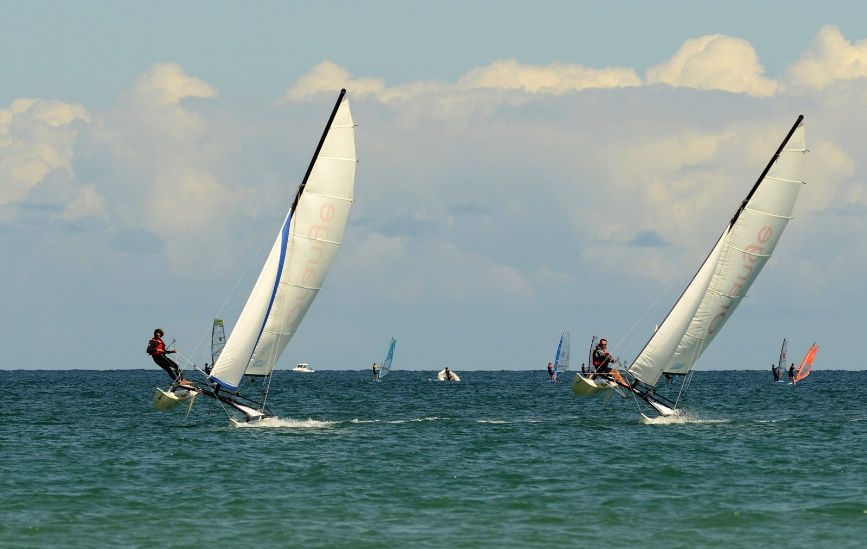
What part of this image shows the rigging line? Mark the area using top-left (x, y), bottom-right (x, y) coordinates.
top-left (258, 333), bottom-right (281, 412)
top-left (615, 220), bottom-right (728, 367)
top-left (188, 222), bottom-right (277, 363)
top-left (674, 369), bottom-right (692, 409)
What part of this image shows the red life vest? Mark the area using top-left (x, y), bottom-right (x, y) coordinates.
top-left (147, 337), bottom-right (166, 355)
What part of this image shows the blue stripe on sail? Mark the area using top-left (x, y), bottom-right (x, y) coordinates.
top-left (248, 211), bottom-right (293, 369)
top-left (209, 375), bottom-right (239, 391)
top-left (555, 335), bottom-right (564, 366)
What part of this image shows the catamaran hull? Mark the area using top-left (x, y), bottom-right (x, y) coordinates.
top-left (571, 374), bottom-right (616, 396)
top-left (153, 387), bottom-right (197, 411)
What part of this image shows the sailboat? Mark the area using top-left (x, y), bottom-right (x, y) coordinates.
top-left (153, 89), bottom-right (357, 422)
top-left (794, 343), bottom-right (818, 384)
top-left (553, 331), bottom-right (570, 380)
top-left (572, 116), bottom-right (807, 418)
top-left (773, 338), bottom-right (787, 382)
top-left (374, 338), bottom-right (397, 381)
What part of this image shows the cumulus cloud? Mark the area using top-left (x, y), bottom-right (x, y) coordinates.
top-left (58, 184), bottom-right (106, 221)
top-left (130, 62), bottom-right (217, 106)
top-left (454, 59), bottom-right (640, 94)
top-left (786, 25), bottom-right (867, 90)
top-left (284, 59), bottom-right (640, 103)
top-left (646, 34), bottom-right (777, 96)
top-left (0, 98), bottom-right (88, 207)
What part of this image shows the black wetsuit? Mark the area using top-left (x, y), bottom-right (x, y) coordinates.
top-left (148, 337), bottom-right (181, 381)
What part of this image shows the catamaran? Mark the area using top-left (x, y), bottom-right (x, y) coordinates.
top-left (153, 89), bottom-right (357, 422)
top-left (572, 116), bottom-right (807, 418)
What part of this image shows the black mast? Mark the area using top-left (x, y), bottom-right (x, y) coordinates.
top-left (729, 114), bottom-right (804, 227)
top-left (290, 88), bottom-right (348, 213)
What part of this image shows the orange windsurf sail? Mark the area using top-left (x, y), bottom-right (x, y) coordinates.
top-left (794, 343), bottom-right (818, 383)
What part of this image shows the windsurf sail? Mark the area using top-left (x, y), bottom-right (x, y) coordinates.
top-left (379, 338), bottom-right (397, 380)
top-left (208, 89), bottom-right (357, 392)
top-left (554, 332), bottom-right (570, 375)
top-left (628, 116), bottom-right (807, 389)
top-left (794, 343), bottom-right (818, 383)
top-left (777, 338), bottom-right (788, 372)
top-left (211, 319), bottom-right (226, 365)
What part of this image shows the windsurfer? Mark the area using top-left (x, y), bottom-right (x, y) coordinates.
top-left (547, 362), bottom-right (556, 381)
top-left (771, 363), bottom-right (781, 382)
top-left (788, 362), bottom-right (796, 383)
top-left (591, 338), bottom-right (616, 377)
top-left (147, 328), bottom-right (182, 381)
top-left (444, 367), bottom-right (454, 381)
top-left (372, 362), bottom-right (379, 380)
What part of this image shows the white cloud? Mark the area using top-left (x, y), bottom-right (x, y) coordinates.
top-left (284, 59), bottom-right (640, 103)
top-left (58, 184), bottom-right (107, 220)
top-left (455, 59), bottom-right (640, 94)
top-left (130, 62), bottom-right (217, 106)
top-left (646, 34), bottom-right (777, 96)
top-left (786, 26), bottom-right (867, 90)
top-left (0, 98), bottom-right (88, 207)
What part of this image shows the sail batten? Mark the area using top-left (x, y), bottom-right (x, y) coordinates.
top-left (209, 90), bottom-right (356, 390)
top-left (628, 117), bottom-right (806, 386)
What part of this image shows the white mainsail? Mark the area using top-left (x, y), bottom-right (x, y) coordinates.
top-left (629, 117), bottom-right (806, 387)
top-left (209, 90), bottom-right (356, 390)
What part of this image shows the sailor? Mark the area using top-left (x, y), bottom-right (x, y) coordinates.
top-left (771, 363), bottom-right (780, 381)
top-left (444, 367), bottom-right (453, 381)
top-left (147, 328), bottom-right (182, 381)
top-left (547, 362), bottom-right (556, 381)
top-left (664, 372), bottom-right (673, 385)
top-left (788, 362), bottom-right (796, 383)
top-left (372, 362), bottom-right (379, 380)
top-left (592, 338), bottom-right (615, 375)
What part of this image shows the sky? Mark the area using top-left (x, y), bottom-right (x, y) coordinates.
top-left (2, 1), bottom-right (866, 372)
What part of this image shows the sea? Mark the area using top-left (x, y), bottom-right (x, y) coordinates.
top-left (1, 369), bottom-right (865, 548)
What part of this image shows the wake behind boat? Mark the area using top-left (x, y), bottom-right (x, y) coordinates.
top-left (151, 89), bottom-right (357, 423)
top-left (573, 116), bottom-right (807, 418)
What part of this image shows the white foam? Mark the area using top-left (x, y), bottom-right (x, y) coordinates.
top-left (640, 411), bottom-right (729, 425)
top-left (231, 417), bottom-right (336, 429)
top-left (477, 419), bottom-right (508, 424)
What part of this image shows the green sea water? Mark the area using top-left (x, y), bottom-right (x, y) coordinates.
top-left (1, 370), bottom-right (865, 548)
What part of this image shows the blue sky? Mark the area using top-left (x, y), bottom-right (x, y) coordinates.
top-left (2, 2), bottom-right (866, 372)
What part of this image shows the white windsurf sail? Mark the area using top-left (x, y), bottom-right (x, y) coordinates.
top-left (209, 90), bottom-right (356, 391)
top-left (778, 338), bottom-right (788, 371)
top-left (379, 338), bottom-right (397, 380)
top-left (211, 319), bottom-right (226, 365)
top-left (554, 332), bottom-right (570, 374)
top-left (628, 116), bottom-right (806, 388)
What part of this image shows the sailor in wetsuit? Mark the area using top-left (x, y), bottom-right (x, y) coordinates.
top-left (592, 338), bottom-right (616, 377)
top-left (788, 362), bottom-right (796, 383)
top-left (444, 367), bottom-right (453, 381)
top-left (372, 362), bottom-right (379, 380)
top-left (147, 328), bottom-right (182, 381)
top-left (547, 362), bottom-right (556, 381)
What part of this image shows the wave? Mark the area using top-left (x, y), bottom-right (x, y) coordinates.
top-left (232, 417), bottom-right (336, 429)
top-left (640, 411), bottom-right (730, 425)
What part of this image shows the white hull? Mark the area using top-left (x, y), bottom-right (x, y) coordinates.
top-left (571, 374), bottom-right (616, 396)
top-left (153, 387), bottom-right (197, 412)
top-left (437, 369), bottom-right (460, 381)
